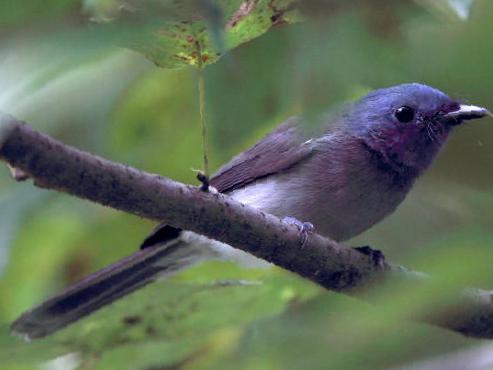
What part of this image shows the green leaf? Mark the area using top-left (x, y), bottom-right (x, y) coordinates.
top-left (1, 263), bottom-right (319, 368)
top-left (0, 324), bottom-right (69, 366)
top-left (85, 0), bottom-right (301, 68)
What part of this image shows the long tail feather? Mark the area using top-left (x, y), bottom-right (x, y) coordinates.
top-left (11, 239), bottom-right (204, 340)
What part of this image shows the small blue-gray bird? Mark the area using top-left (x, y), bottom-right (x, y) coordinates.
top-left (11, 83), bottom-right (490, 339)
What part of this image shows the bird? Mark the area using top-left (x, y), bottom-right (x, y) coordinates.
top-left (11, 83), bottom-right (490, 340)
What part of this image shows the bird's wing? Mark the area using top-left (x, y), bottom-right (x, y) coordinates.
top-left (141, 117), bottom-right (316, 249)
top-left (210, 116), bottom-right (315, 193)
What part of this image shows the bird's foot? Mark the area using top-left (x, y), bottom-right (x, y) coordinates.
top-left (195, 171), bottom-right (218, 193)
top-left (354, 245), bottom-right (386, 268)
top-left (196, 171), bottom-right (210, 191)
top-left (282, 216), bottom-right (314, 247)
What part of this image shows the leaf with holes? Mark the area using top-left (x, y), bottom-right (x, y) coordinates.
top-left (86, 0), bottom-right (300, 68)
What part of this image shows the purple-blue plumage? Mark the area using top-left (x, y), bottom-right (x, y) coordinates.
top-left (228, 83), bottom-right (485, 240)
top-left (344, 83), bottom-right (460, 175)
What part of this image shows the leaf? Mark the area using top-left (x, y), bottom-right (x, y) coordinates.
top-left (1, 262), bottom-right (319, 368)
top-left (85, 0), bottom-right (301, 68)
top-left (0, 324), bottom-right (69, 366)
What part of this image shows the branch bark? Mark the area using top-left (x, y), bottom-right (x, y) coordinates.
top-left (1, 112), bottom-right (493, 339)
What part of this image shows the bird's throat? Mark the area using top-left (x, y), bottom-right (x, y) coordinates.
top-left (360, 139), bottom-right (421, 189)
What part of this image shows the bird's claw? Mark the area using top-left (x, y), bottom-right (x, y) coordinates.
top-left (7, 164), bottom-right (29, 182)
top-left (196, 171), bottom-right (210, 191)
top-left (195, 171), bottom-right (218, 193)
top-left (354, 245), bottom-right (386, 268)
top-left (282, 216), bottom-right (314, 247)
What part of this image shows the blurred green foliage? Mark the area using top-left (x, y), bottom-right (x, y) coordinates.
top-left (1, 0), bottom-right (493, 369)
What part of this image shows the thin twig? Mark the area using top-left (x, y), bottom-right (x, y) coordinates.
top-left (196, 41), bottom-right (210, 182)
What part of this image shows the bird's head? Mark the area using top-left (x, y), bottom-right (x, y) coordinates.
top-left (345, 83), bottom-right (490, 175)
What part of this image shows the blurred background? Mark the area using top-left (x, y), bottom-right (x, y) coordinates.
top-left (2, 0), bottom-right (493, 369)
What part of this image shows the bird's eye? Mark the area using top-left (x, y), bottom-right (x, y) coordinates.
top-left (394, 106), bottom-right (415, 123)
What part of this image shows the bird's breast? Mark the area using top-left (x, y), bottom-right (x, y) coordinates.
top-left (230, 145), bottom-right (414, 242)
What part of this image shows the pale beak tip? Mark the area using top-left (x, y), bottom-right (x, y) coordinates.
top-left (446, 104), bottom-right (491, 121)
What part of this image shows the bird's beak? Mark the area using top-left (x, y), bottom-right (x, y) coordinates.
top-left (442, 104), bottom-right (491, 124)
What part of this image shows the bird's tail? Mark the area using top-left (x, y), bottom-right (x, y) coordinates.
top-left (10, 238), bottom-right (207, 340)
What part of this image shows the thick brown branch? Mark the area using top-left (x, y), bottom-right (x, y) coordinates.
top-left (1, 112), bottom-right (493, 339)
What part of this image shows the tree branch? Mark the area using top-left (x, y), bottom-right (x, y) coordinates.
top-left (1, 112), bottom-right (493, 339)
